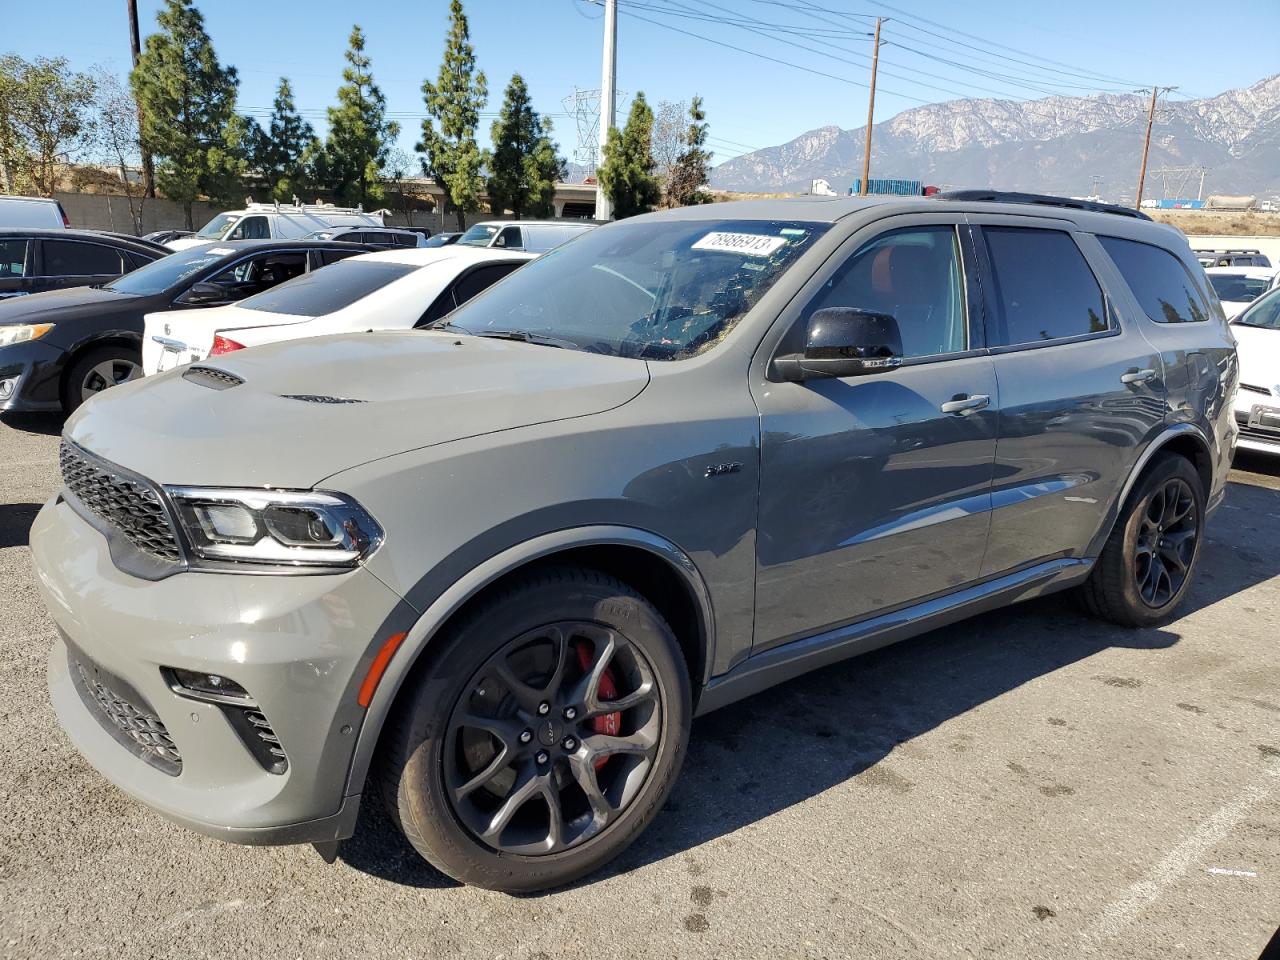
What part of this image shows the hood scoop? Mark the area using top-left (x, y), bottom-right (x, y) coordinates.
top-left (183, 366), bottom-right (244, 390)
top-left (278, 394), bottom-right (366, 405)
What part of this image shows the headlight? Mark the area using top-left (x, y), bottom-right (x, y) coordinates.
top-left (165, 487), bottom-right (382, 569)
top-left (0, 323), bottom-right (55, 347)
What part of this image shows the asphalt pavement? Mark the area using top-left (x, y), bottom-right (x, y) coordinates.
top-left (1, 412), bottom-right (1277, 960)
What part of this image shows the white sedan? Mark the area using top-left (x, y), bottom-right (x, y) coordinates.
top-left (1231, 286), bottom-right (1280, 456)
top-left (1206, 266), bottom-right (1280, 319)
top-left (142, 246), bottom-right (535, 374)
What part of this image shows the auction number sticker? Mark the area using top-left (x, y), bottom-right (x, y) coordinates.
top-left (691, 232), bottom-right (788, 256)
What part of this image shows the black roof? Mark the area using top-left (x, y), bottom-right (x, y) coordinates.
top-left (0, 227), bottom-right (172, 256)
top-left (935, 190), bottom-right (1152, 221)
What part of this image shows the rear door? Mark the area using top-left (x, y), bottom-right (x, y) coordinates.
top-left (33, 238), bottom-right (127, 293)
top-left (0, 237), bottom-right (32, 299)
top-left (970, 218), bottom-right (1165, 577)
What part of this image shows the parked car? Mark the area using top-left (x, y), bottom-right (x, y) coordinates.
top-left (142, 246), bottom-right (534, 374)
top-left (0, 238), bottom-right (372, 414)
top-left (0, 228), bottom-right (165, 301)
top-left (455, 219), bottom-right (596, 253)
top-left (402, 226), bottom-right (434, 240)
top-left (1205, 266), bottom-right (1280, 318)
top-left (422, 231), bottom-right (462, 248)
top-left (33, 192), bottom-right (1236, 893)
top-left (301, 226), bottom-right (425, 248)
top-left (91, 231), bottom-right (171, 255)
top-left (1194, 248), bottom-right (1272, 268)
top-left (1229, 286), bottom-right (1280, 455)
top-left (0, 194), bottom-right (69, 229)
top-left (167, 202), bottom-right (385, 251)
top-left (143, 229), bottom-right (194, 245)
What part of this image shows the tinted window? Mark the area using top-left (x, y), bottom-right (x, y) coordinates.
top-left (0, 239), bottom-right (28, 278)
top-left (391, 232), bottom-right (418, 246)
top-left (801, 226), bottom-right (968, 358)
top-left (1234, 288), bottom-right (1280, 330)
top-left (42, 240), bottom-right (123, 277)
top-left (208, 252), bottom-right (306, 289)
top-left (523, 224), bottom-right (594, 253)
top-left (1208, 274), bottom-right (1271, 303)
top-left (105, 246), bottom-right (230, 295)
top-left (229, 216), bottom-right (270, 240)
top-left (1098, 236), bottom-right (1211, 323)
top-left (239, 259), bottom-right (417, 316)
top-left (452, 262), bottom-right (523, 307)
top-left (982, 228), bottom-right (1108, 345)
top-left (494, 226), bottom-right (522, 249)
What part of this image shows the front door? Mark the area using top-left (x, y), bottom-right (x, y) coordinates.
top-left (752, 219), bottom-right (999, 649)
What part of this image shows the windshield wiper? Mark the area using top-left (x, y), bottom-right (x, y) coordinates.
top-left (475, 329), bottom-right (581, 350)
top-left (428, 320), bottom-right (469, 334)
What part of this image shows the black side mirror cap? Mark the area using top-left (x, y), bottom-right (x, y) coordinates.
top-left (181, 281), bottom-right (228, 306)
top-left (774, 307), bottom-right (904, 381)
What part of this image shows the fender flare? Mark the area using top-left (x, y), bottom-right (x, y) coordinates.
top-left (343, 524), bottom-right (716, 796)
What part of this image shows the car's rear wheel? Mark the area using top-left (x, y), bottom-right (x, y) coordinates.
top-left (1079, 453), bottom-right (1205, 627)
top-left (63, 345), bottom-right (142, 413)
top-left (379, 566), bottom-right (691, 891)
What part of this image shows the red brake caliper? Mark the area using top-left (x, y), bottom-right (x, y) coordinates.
top-left (575, 642), bottom-right (621, 771)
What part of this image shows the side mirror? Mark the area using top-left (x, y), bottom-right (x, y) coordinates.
top-left (774, 307), bottom-right (904, 381)
top-left (181, 281), bottom-right (228, 306)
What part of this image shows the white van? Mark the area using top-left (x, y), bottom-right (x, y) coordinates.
top-left (0, 195), bottom-right (68, 229)
top-left (166, 201), bottom-right (385, 251)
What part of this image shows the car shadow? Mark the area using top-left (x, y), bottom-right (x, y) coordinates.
top-left (335, 463), bottom-right (1280, 892)
top-left (0, 503), bottom-right (42, 549)
top-left (0, 412), bottom-right (63, 436)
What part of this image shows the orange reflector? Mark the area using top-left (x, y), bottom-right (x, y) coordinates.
top-left (357, 631), bottom-right (407, 708)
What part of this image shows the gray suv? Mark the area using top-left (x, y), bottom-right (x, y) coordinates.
top-left (32, 193), bottom-right (1238, 892)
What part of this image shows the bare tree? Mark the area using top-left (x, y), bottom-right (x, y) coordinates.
top-left (89, 69), bottom-right (147, 233)
top-left (382, 147), bottom-right (417, 226)
top-left (651, 99), bottom-right (688, 184)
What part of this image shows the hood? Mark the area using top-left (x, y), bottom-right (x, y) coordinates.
top-left (66, 330), bottom-right (651, 488)
top-left (0, 285), bottom-right (138, 324)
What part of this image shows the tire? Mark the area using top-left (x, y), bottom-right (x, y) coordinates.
top-left (62, 345), bottom-right (143, 414)
top-left (1079, 453), bottom-right (1205, 628)
top-left (378, 566), bottom-right (692, 892)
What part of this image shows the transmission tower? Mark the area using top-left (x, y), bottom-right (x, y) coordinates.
top-left (562, 85), bottom-right (626, 179)
top-left (1149, 164), bottom-right (1209, 201)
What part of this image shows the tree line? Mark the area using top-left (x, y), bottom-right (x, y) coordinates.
top-left (0, 0), bottom-right (712, 228)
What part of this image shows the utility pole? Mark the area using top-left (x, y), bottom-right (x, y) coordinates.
top-left (127, 0), bottom-right (155, 199)
top-left (595, 0), bottom-right (617, 220)
top-left (859, 17), bottom-right (883, 196)
top-left (1134, 85), bottom-right (1175, 211)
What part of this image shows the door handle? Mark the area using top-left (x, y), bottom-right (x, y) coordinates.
top-left (940, 394), bottom-right (990, 416)
top-left (1120, 368), bottom-right (1157, 385)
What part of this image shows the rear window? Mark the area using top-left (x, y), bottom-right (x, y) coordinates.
top-left (981, 228), bottom-right (1108, 346)
top-left (238, 259), bottom-right (417, 316)
top-left (1098, 236), bottom-right (1211, 323)
top-left (1208, 274), bottom-right (1271, 303)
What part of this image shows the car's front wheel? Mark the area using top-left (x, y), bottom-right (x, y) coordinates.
top-left (1079, 452), bottom-right (1205, 627)
top-left (63, 345), bottom-right (142, 413)
top-left (379, 566), bottom-right (691, 891)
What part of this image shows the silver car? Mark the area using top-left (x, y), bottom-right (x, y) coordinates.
top-left (32, 193), bottom-right (1238, 892)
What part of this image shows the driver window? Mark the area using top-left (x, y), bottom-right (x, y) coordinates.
top-left (802, 226), bottom-right (968, 358)
top-left (229, 216), bottom-right (270, 240)
top-left (495, 226), bottom-right (522, 249)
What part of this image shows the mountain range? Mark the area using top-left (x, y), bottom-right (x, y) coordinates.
top-left (710, 75), bottom-right (1280, 199)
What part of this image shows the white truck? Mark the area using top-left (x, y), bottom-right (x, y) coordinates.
top-left (167, 201), bottom-right (386, 251)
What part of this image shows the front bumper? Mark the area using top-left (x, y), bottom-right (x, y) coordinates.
top-left (0, 338), bottom-right (65, 413)
top-left (33, 495), bottom-right (412, 845)
top-left (1233, 395), bottom-right (1280, 456)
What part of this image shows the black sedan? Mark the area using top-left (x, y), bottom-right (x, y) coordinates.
top-left (0, 238), bottom-right (373, 414)
top-left (0, 228), bottom-right (166, 300)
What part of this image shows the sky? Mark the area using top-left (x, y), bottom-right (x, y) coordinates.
top-left (5, 0), bottom-right (1279, 170)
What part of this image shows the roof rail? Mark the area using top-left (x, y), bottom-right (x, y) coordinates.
top-left (935, 189), bottom-right (1152, 221)
top-left (1191, 247), bottom-right (1262, 254)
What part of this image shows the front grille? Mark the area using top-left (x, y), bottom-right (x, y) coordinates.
top-left (183, 366), bottom-right (244, 390)
top-left (59, 440), bottom-right (181, 562)
top-left (72, 658), bottom-right (182, 776)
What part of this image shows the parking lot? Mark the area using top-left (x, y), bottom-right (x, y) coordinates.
top-left (0, 412), bottom-right (1277, 960)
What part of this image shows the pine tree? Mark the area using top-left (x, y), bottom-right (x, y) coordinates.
top-left (487, 74), bottom-right (565, 219)
top-left (664, 96), bottom-right (713, 208)
top-left (323, 26), bottom-right (399, 208)
top-left (251, 78), bottom-right (319, 202)
top-left (598, 93), bottom-right (660, 220)
top-left (130, 0), bottom-right (247, 228)
top-left (417, 0), bottom-right (487, 230)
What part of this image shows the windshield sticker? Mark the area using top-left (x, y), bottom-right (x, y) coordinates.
top-left (691, 232), bottom-right (788, 257)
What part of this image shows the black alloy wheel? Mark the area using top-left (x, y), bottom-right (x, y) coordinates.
top-left (1133, 477), bottom-right (1198, 608)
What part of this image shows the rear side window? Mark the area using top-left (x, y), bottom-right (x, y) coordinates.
top-left (41, 240), bottom-right (124, 277)
top-left (451, 262), bottom-right (523, 307)
top-left (1098, 237), bottom-right (1210, 323)
top-left (981, 228), bottom-right (1108, 346)
top-left (0, 239), bottom-right (28, 277)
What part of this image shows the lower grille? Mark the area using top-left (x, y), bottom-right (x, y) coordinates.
top-left (71, 655), bottom-right (182, 776)
top-left (1239, 424), bottom-right (1280, 444)
top-left (224, 706), bottom-right (288, 774)
top-left (59, 440), bottom-right (181, 563)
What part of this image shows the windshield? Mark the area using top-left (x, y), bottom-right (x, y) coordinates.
top-left (1234, 287), bottom-right (1280, 330)
top-left (195, 213), bottom-right (241, 240)
top-left (1209, 274), bottom-right (1271, 302)
top-left (457, 224), bottom-right (499, 247)
top-left (103, 245), bottom-right (226, 296)
top-left (239, 260), bottom-right (418, 316)
top-left (523, 224), bottom-right (594, 253)
top-left (441, 218), bottom-right (829, 360)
